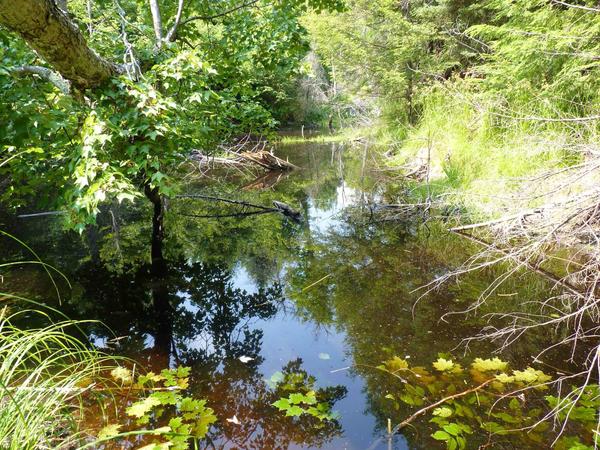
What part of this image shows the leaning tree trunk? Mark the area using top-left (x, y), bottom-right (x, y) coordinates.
top-left (0, 0), bottom-right (118, 89)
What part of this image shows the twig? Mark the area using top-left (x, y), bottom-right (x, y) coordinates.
top-left (366, 380), bottom-right (494, 450)
top-left (396, 379), bottom-right (494, 430)
top-left (179, 0), bottom-right (259, 26)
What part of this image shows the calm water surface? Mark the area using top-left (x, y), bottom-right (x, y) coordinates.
top-left (1, 137), bottom-right (566, 449)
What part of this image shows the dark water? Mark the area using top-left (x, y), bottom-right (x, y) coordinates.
top-left (0, 138), bottom-right (569, 449)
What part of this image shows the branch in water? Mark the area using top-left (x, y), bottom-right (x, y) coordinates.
top-left (175, 194), bottom-right (302, 222)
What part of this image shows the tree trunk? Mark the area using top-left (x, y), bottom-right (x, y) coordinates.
top-left (0, 0), bottom-right (118, 89)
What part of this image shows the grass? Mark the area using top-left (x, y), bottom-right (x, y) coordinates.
top-left (0, 229), bottom-right (121, 449)
top-left (382, 88), bottom-right (585, 221)
top-left (0, 305), bottom-right (118, 449)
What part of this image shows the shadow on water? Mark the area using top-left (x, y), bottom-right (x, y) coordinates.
top-left (0, 137), bottom-right (583, 449)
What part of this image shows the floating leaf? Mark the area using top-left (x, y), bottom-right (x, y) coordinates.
top-left (433, 358), bottom-right (455, 372)
top-left (126, 396), bottom-right (162, 418)
top-left (432, 430), bottom-right (451, 441)
top-left (318, 352), bottom-right (331, 360)
top-left (433, 406), bottom-right (453, 418)
top-left (110, 367), bottom-right (132, 384)
top-left (472, 358), bottom-right (508, 372)
top-left (289, 393), bottom-right (306, 404)
top-left (495, 373), bottom-right (515, 384)
top-left (513, 367), bottom-right (552, 384)
top-left (98, 423), bottom-right (121, 439)
top-left (273, 398), bottom-right (291, 410)
top-left (382, 356), bottom-right (409, 372)
top-left (285, 405), bottom-right (304, 417)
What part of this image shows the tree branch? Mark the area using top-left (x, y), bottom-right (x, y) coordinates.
top-left (149, 0), bottom-right (163, 46)
top-left (179, 0), bottom-right (260, 27)
top-left (10, 65), bottom-right (71, 94)
top-left (550, 0), bottom-right (600, 12)
top-left (165, 0), bottom-right (185, 42)
top-left (395, 379), bottom-right (494, 431)
top-left (0, 0), bottom-right (119, 89)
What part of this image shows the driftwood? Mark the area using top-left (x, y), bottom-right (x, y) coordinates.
top-left (190, 149), bottom-right (298, 171)
top-left (242, 170), bottom-right (289, 191)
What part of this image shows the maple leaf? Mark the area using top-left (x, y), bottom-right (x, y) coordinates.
top-left (472, 357), bottom-right (508, 372)
top-left (126, 396), bottom-right (162, 418)
top-left (98, 423), bottom-right (121, 439)
top-left (433, 358), bottom-right (455, 372)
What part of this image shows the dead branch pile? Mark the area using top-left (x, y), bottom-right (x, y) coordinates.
top-left (190, 134), bottom-right (298, 171)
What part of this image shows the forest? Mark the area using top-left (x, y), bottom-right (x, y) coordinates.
top-left (1, 0), bottom-right (600, 449)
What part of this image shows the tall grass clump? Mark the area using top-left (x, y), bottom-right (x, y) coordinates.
top-left (387, 86), bottom-right (582, 219)
top-left (0, 306), bottom-right (116, 449)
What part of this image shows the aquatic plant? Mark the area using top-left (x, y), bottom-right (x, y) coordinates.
top-left (270, 368), bottom-right (341, 421)
top-left (93, 366), bottom-right (217, 450)
top-left (0, 307), bottom-right (116, 449)
top-left (377, 355), bottom-right (597, 449)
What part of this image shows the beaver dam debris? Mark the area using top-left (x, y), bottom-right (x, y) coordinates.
top-left (190, 135), bottom-right (298, 171)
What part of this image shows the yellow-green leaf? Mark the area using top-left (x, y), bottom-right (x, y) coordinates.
top-left (126, 396), bottom-right (162, 418)
top-left (98, 423), bottom-right (121, 439)
top-left (433, 358), bottom-right (455, 372)
top-left (110, 367), bottom-right (132, 384)
top-left (472, 358), bottom-right (508, 372)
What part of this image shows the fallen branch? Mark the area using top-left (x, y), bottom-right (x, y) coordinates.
top-left (190, 149), bottom-right (298, 171)
top-left (365, 379), bottom-right (494, 450)
top-left (175, 194), bottom-right (302, 222)
top-left (452, 229), bottom-right (586, 300)
top-left (450, 208), bottom-right (543, 232)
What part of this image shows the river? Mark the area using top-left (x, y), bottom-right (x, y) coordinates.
top-left (0, 136), bottom-right (574, 449)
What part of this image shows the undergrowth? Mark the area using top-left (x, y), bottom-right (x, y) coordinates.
top-left (382, 87), bottom-right (594, 221)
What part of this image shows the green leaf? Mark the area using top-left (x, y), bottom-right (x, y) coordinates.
top-left (433, 358), bottom-right (455, 372)
top-left (433, 406), bottom-right (453, 418)
top-left (472, 358), bottom-right (508, 372)
top-left (126, 396), bottom-right (162, 418)
top-left (273, 398), bottom-right (291, 410)
top-left (432, 430), bottom-right (451, 441)
top-left (285, 405), bottom-right (304, 417)
top-left (98, 423), bottom-right (121, 439)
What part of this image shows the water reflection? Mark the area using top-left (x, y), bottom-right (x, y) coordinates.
top-left (0, 138), bottom-right (576, 449)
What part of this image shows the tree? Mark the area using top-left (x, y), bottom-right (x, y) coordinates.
top-left (0, 0), bottom-right (344, 231)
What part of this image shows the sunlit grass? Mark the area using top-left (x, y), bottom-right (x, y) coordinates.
top-left (0, 229), bottom-right (121, 449)
top-left (0, 305), bottom-right (119, 449)
top-left (385, 89), bottom-right (584, 220)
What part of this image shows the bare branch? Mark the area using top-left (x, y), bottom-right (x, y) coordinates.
top-left (179, 0), bottom-right (260, 27)
top-left (165, 0), bottom-right (185, 42)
